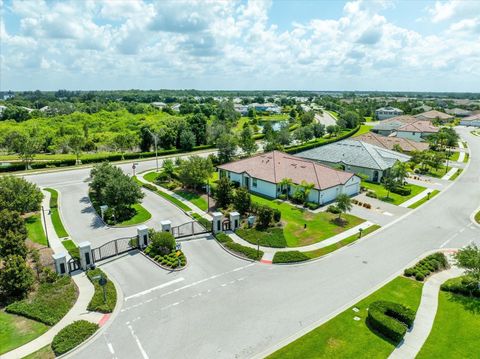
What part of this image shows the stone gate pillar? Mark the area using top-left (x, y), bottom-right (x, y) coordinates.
top-left (161, 220), bottom-right (172, 232)
top-left (229, 211), bottom-right (240, 231)
top-left (212, 212), bottom-right (223, 234)
top-left (137, 225), bottom-right (149, 249)
top-left (78, 241), bottom-right (93, 270)
top-left (52, 252), bottom-right (67, 275)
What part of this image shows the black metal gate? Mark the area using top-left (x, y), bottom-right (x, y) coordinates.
top-left (67, 257), bottom-right (80, 273)
top-left (222, 219), bottom-right (231, 231)
top-left (171, 220), bottom-right (211, 239)
top-left (92, 236), bottom-right (139, 263)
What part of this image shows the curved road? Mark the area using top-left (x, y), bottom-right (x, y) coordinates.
top-left (24, 128), bottom-right (479, 359)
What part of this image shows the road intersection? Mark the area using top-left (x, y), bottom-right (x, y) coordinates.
top-left (23, 127), bottom-right (479, 359)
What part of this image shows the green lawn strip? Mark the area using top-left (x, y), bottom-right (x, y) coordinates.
top-left (364, 116), bottom-right (373, 122)
top-left (25, 213), bottom-right (47, 246)
top-left (361, 181), bottom-right (426, 205)
top-left (139, 175), bottom-right (192, 212)
top-left (5, 276), bottom-right (77, 326)
top-left (236, 227), bottom-right (287, 248)
top-left (0, 311), bottom-right (49, 355)
top-left (463, 153), bottom-right (469, 163)
top-left (408, 190), bottom-right (440, 209)
top-left (215, 233), bottom-right (263, 260)
top-left (475, 211), bottom-right (480, 224)
top-left (352, 124), bottom-right (371, 137)
top-left (417, 291), bottom-right (480, 359)
top-left (449, 168), bottom-right (462, 181)
top-left (449, 151), bottom-right (460, 162)
top-left (22, 344), bottom-right (55, 359)
top-left (191, 213), bottom-right (212, 231)
top-left (51, 320), bottom-right (98, 356)
top-left (143, 171), bottom-right (160, 183)
top-left (44, 188), bottom-right (69, 238)
top-left (268, 276), bottom-right (423, 359)
top-left (113, 203), bottom-right (151, 227)
top-left (174, 189), bottom-right (208, 211)
top-left (62, 239), bottom-right (80, 260)
top-left (86, 268), bottom-right (117, 313)
top-left (251, 194), bottom-right (364, 247)
top-left (326, 110), bottom-right (339, 119)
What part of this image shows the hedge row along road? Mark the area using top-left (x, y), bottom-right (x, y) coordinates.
top-left (23, 127), bottom-right (480, 359)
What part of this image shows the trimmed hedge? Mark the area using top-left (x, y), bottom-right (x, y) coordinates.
top-left (367, 300), bottom-right (416, 343)
top-left (0, 145), bottom-right (215, 173)
top-left (272, 251), bottom-right (310, 264)
top-left (51, 320), bottom-right (98, 356)
top-left (86, 268), bottom-right (117, 313)
top-left (391, 186), bottom-right (411, 196)
top-left (441, 275), bottom-right (480, 297)
top-left (404, 252), bottom-right (448, 281)
top-left (6, 276), bottom-right (77, 325)
top-left (215, 232), bottom-right (231, 244)
top-left (224, 241), bottom-right (263, 261)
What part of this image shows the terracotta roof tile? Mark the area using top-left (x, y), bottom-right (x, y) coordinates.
top-left (355, 132), bottom-right (429, 152)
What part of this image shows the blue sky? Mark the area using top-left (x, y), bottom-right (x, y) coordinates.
top-left (1, 0), bottom-right (479, 92)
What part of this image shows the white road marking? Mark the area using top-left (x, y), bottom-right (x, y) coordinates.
top-left (383, 212), bottom-right (393, 216)
top-left (128, 325), bottom-right (149, 359)
top-left (107, 342), bottom-right (115, 355)
top-left (440, 232), bottom-right (459, 248)
top-left (459, 227), bottom-right (466, 233)
top-left (125, 277), bottom-right (185, 301)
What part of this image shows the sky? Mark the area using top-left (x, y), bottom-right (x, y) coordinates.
top-left (1, 0), bottom-right (479, 92)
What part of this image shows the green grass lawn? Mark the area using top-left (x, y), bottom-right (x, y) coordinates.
top-left (408, 190), bottom-right (440, 209)
top-left (174, 190), bottom-right (208, 211)
top-left (326, 110), bottom-right (339, 119)
top-left (269, 276), bottom-right (423, 359)
top-left (236, 227), bottom-right (287, 248)
top-left (364, 116), bottom-right (373, 122)
top-left (475, 210), bottom-right (480, 224)
top-left (463, 153), bottom-right (469, 163)
top-left (417, 292), bottom-right (480, 358)
top-left (25, 213), bottom-right (47, 246)
top-left (449, 151), bottom-right (460, 162)
top-left (234, 117), bottom-right (251, 132)
top-left (143, 171), bottom-right (161, 183)
top-left (259, 114), bottom-right (289, 121)
top-left (0, 310), bottom-right (49, 355)
top-left (449, 168), bottom-right (462, 181)
top-left (62, 239), bottom-right (79, 260)
top-left (352, 124), bottom-right (371, 137)
top-left (86, 268), bottom-right (117, 313)
top-left (361, 181), bottom-right (426, 205)
top-left (23, 345), bottom-right (55, 359)
top-left (251, 195), bottom-right (364, 247)
top-left (44, 188), bottom-right (69, 238)
top-left (114, 203), bottom-right (151, 227)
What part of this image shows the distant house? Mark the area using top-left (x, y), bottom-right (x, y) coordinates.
top-left (445, 108), bottom-right (472, 117)
top-left (460, 114), bottom-right (480, 127)
top-left (414, 110), bottom-right (454, 122)
top-left (372, 115), bottom-right (418, 136)
top-left (414, 104), bottom-right (433, 113)
top-left (217, 151), bottom-right (360, 205)
top-left (0, 105), bottom-right (6, 115)
top-left (249, 103), bottom-right (282, 114)
top-left (151, 102), bottom-right (166, 109)
top-left (234, 104), bottom-right (249, 116)
top-left (297, 139), bottom-right (410, 183)
top-left (395, 121), bottom-right (439, 142)
top-left (375, 106), bottom-right (404, 120)
top-left (355, 132), bottom-right (429, 153)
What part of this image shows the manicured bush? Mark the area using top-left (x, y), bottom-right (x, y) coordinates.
top-left (327, 205), bottom-right (341, 214)
top-left (191, 213), bottom-right (212, 231)
top-left (6, 276), bottom-right (77, 325)
top-left (367, 300), bottom-right (416, 343)
top-left (273, 208), bottom-right (282, 222)
top-left (278, 194), bottom-right (287, 200)
top-left (51, 320), bottom-right (99, 356)
top-left (366, 191), bottom-right (377, 198)
top-left (403, 252), bottom-right (448, 281)
top-left (215, 232), bottom-right (231, 243)
top-left (224, 241), bottom-right (263, 261)
top-left (391, 186), bottom-right (411, 196)
top-left (149, 250), bottom-right (187, 269)
top-left (285, 126), bottom-right (360, 154)
top-left (256, 205), bottom-right (274, 229)
top-left (305, 202), bottom-right (319, 210)
top-left (86, 268), bottom-right (117, 313)
top-left (441, 275), bottom-right (480, 297)
top-left (273, 251), bottom-right (310, 264)
top-left (148, 231), bottom-right (176, 256)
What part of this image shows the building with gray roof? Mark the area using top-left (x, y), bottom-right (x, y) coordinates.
top-left (296, 139), bottom-right (410, 183)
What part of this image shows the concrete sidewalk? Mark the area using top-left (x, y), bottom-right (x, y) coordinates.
top-left (40, 190), bottom-right (70, 258)
top-left (138, 171), bottom-right (212, 221)
top-left (441, 167), bottom-right (458, 181)
top-left (400, 190), bottom-right (430, 208)
top-left (388, 267), bottom-right (464, 359)
top-left (227, 221), bottom-right (374, 255)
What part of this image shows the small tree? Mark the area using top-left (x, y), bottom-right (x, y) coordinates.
top-left (149, 231), bottom-right (176, 256)
top-left (215, 177), bottom-right (233, 209)
top-left (0, 176), bottom-right (43, 214)
top-left (455, 244), bottom-right (480, 288)
top-left (279, 178), bottom-right (293, 200)
top-left (239, 126), bottom-right (258, 156)
top-left (382, 171), bottom-right (397, 199)
top-left (257, 205), bottom-right (273, 229)
top-left (113, 132), bottom-right (137, 159)
top-left (0, 255), bottom-right (34, 299)
top-left (177, 156), bottom-right (214, 190)
top-left (179, 129), bottom-right (196, 151)
top-left (162, 159), bottom-right (176, 180)
top-left (68, 135), bottom-right (86, 164)
top-left (233, 187), bottom-right (251, 215)
top-left (6, 131), bottom-right (41, 170)
top-left (335, 193), bottom-right (352, 220)
top-left (216, 133), bottom-right (237, 164)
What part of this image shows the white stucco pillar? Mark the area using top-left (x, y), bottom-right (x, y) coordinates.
top-left (212, 212), bottom-right (223, 233)
top-left (229, 211), bottom-right (240, 231)
top-left (78, 241), bottom-right (93, 270)
top-left (160, 220), bottom-right (172, 232)
top-left (137, 225), bottom-right (149, 249)
top-left (52, 252), bottom-right (67, 275)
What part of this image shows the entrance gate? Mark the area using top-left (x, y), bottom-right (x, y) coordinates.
top-left (67, 257), bottom-right (80, 273)
top-left (171, 220), bottom-right (211, 239)
top-left (92, 236), bottom-right (139, 263)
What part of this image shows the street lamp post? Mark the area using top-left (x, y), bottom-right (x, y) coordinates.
top-left (146, 129), bottom-right (159, 172)
top-left (445, 146), bottom-right (450, 174)
top-left (41, 205), bottom-right (50, 248)
top-left (207, 179), bottom-right (210, 212)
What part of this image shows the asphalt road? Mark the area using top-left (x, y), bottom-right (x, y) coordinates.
top-left (25, 128), bottom-right (480, 358)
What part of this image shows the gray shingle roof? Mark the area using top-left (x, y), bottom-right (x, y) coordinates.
top-left (296, 139), bottom-right (411, 171)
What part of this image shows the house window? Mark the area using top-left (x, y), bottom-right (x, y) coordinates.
top-left (252, 178), bottom-right (257, 188)
top-left (412, 132), bottom-right (415, 135)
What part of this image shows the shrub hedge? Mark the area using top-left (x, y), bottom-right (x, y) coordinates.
top-left (86, 268), bottom-right (117, 313)
top-left (215, 232), bottom-right (231, 244)
top-left (224, 241), bottom-right (263, 261)
top-left (391, 186), bottom-right (411, 196)
top-left (441, 275), bottom-right (480, 297)
top-left (146, 249), bottom-right (187, 269)
top-left (403, 252), bottom-right (448, 281)
top-left (6, 276), bottom-right (77, 325)
top-left (367, 300), bottom-right (416, 343)
top-left (51, 320), bottom-right (99, 356)
top-left (272, 251), bottom-right (310, 264)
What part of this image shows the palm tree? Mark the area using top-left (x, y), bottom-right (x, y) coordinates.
top-left (300, 180), bottom-right (315, 204)
top-left (336, 193), bottom-right (352, 220)
top-left (279, 178), bottom-right (293, 200)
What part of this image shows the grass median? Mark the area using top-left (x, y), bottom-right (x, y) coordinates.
top-left (362, 181), bottom-right (425, 205)
top-left (44, 188), bottom-right (69, 238)
top-left (86, 268), bottom-right (117, 313)
top-left (25, 213), bottom-right (47, 246)
top-left (408, 190), bottom-right (440, 209)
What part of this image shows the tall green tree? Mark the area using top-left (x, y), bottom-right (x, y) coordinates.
top-left (215, 176), bottom-right (233, 209)
top-left (177, 156), bottom-right (214, 190)
top-left (113, 132), bottom-right (137, 159)
top-left (455, 244), bottom-right (480, 287)
top-left (6, 131), bottom-right (42, 170)
top-left (239, 126), bottom-right (257, 156)
top-left (0, 255), bottom-right (34, 299)
top-left (179, 129), bottom-right (196, 151)
top-left (0, 176), bottom-right (43, 214)
top-left (68, 134), bottom-right (85, 163)
top-left (216, 133), bottom-right (237, 164)
top-left (233, 187), bottom-right (251, 215)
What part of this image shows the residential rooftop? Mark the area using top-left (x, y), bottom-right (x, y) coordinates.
top-left (354, 132), bottom-right (429, 152)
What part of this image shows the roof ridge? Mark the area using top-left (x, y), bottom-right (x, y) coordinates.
top-left (360, 141), bottom-right (385, 169)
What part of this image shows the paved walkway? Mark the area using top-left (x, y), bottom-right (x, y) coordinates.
top-left (400, 190), bottom-right (430, 208)
top-left (389, 267), bottom-right (464, 359)
top-left (441, 167), bottom-right (458, 181)
top-left (137, 171), bottom-right (212, 221)
top-left (458, 151), bottom-right (466, 163)
top-left (2, 189), bottom-right (103, 359)
top-left (227, 221), bottom-right (374, 255)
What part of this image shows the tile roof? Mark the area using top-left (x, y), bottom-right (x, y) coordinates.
top-left (414, 110), bottom-right (454, 120)
top-left (355, 132), bottom-right (429, 152)
top-left (397, 120), bottom-right (439, 133)
top-left (296, 139), bottom-right (411, 171)
top-left (217, 151), bottom-right (354, 190)
top-left (373, 115), bottom-right (418, 131)
top-left (461, 114), bottom-right (480, 121)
